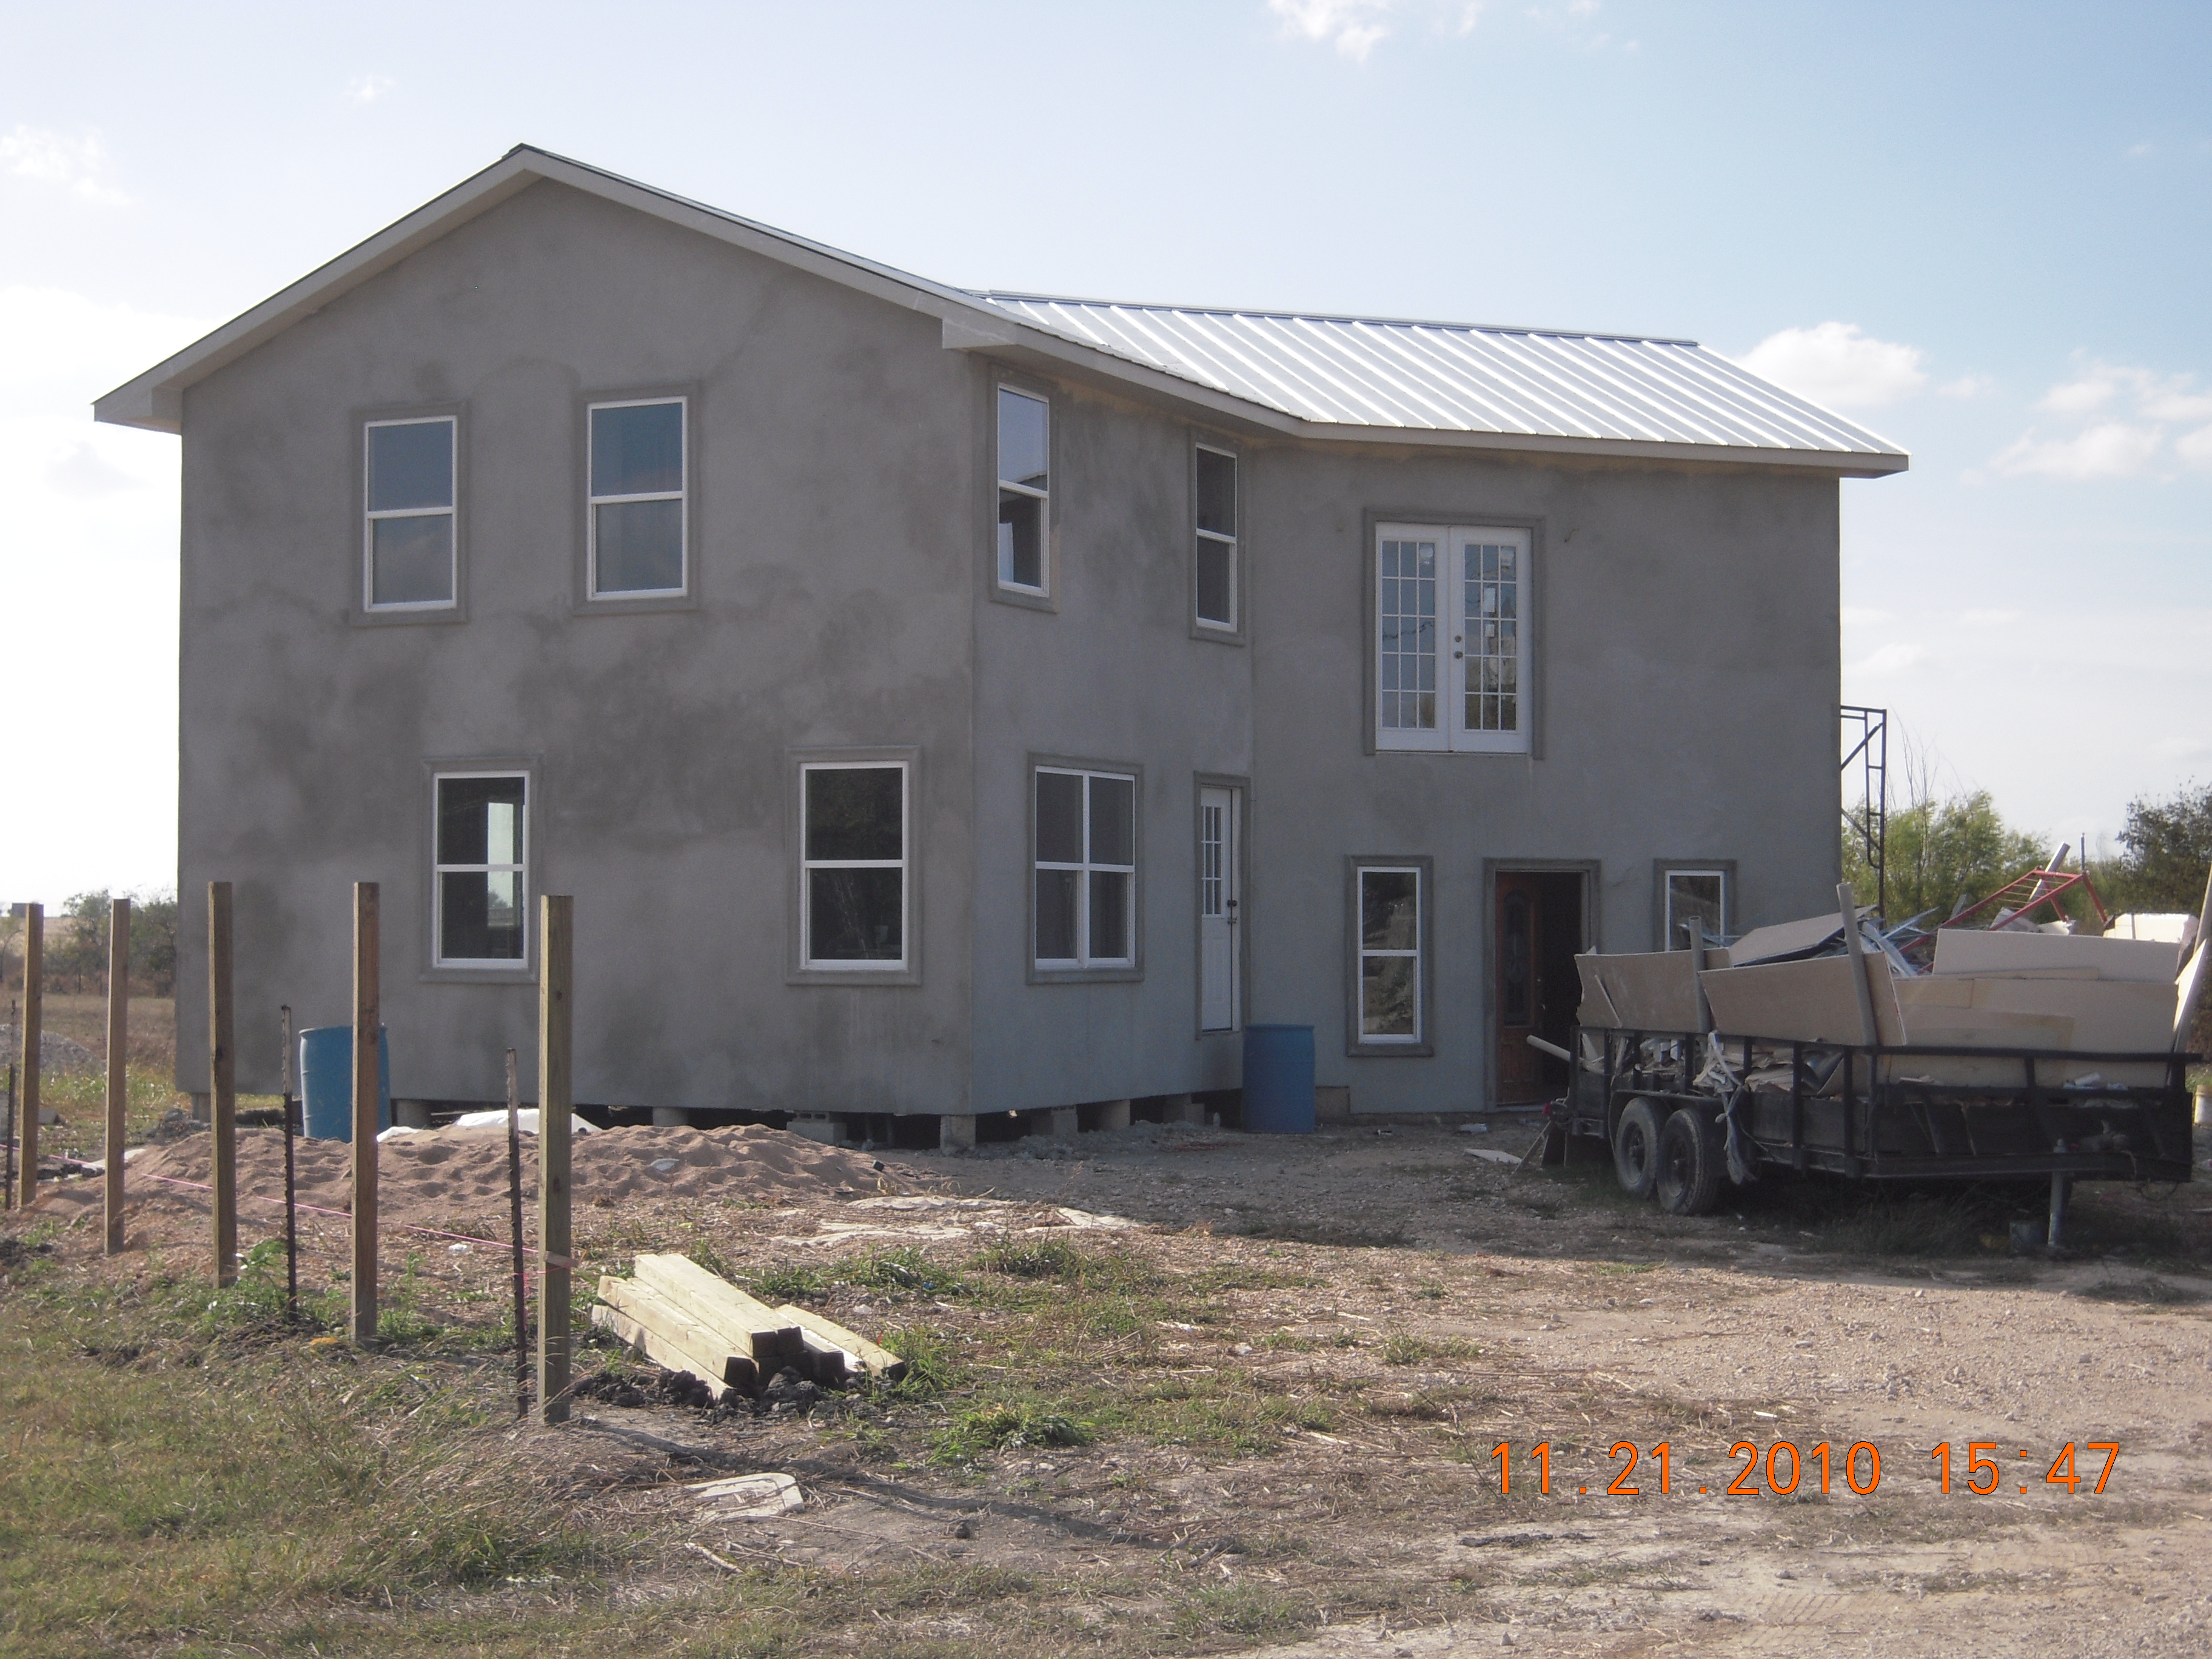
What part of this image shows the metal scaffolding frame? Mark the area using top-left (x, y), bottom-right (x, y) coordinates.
top-left (1840, 705), bottom-right (1887, 921)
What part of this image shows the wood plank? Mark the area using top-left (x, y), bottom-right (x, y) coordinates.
top-left (104, 898), bottom-right (128, 1256)
top-left (589, 1304), bottom-right (743, 1400)
top-left (18, 903), bottom-right (41, 1210)
top-left (631, 1253), bottom-right (807, 1369)
top-left (210, 882), bottom-right (236, 1285)
top-left (775, 1303), bottom-right (907, 1382)
top-left (597, 1276), bottom-right (757, 1390)
top-left (538, 894), bottom-right (573, 1424)
top-left (349, 882), bottom-right (379, 1342)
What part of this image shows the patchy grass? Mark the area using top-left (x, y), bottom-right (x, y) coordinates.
top-left (2074, 1275), bottom-right (2209, 1306)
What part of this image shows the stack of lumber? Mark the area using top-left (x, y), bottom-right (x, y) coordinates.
top-left (591, 1253), bottom-right (903, 1396)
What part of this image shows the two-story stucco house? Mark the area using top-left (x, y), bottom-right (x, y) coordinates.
top-left (96, 146), bottom-right (1905, 1144)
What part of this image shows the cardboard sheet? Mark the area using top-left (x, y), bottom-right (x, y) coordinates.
top-left (1726, 908), bottom-right (1872, 968)
top-left (1586, 950), bottom-right (1705, 1031)
top-left (2108, 912), bottom-right (2195, 944)
top-left (1575, 953), bottom-right (1622, 1028)
top-left (1698, 954), bottom-right (1904, 1046)
top-left (1932, 929), bottom-right (2181, 984)
top-left (2177, 943), bottom-right (2210, 1051)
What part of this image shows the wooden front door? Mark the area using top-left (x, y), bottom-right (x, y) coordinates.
top-left (1496, 873), bottom-right (1546, 1103)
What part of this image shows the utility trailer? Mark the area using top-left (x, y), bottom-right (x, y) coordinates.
top-left (1547, 886), bottom-right (2210, 1242)
top-left (1553, 1025), bottom-right (2199, 1240)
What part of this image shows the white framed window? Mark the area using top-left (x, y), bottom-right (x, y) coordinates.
top-left (588, 397), bottom-right (686, 597)
top-left (1375, 523), bottom-right (1532, 754)
top-left (997, 387), bottom-right (1049, 593)
top-left (434, 773), bottom-right (526, 967)
top-left (1356, 865), bottom-right (1422, 1042)
top-left (1034, 767), bottom-right (1135, 968)
top-left (1195, 444), bottom-right (1238, 630)
top-left (364, 416), bottom-right (456, 611)
top-left (1664, 868), bottom-right (1728, 948)
top-left (801, 763), bottom-right (908, 970)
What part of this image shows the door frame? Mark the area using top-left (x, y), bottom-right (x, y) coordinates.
top-left (1480, 859), bottom-right (1600, 1109)
top-left (1193, 773), bottom-right (1250, 1038)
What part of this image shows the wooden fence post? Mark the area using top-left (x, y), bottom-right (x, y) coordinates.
top-left (351, 882), bottom-right (380, 1343)
top-left (209, 883), bottom-right (236, 1285)
top-left (537, 894), bottom-right (573, 1424)
top-left (16, 905), bottom-right (40, 1211)
top-left (106, 897), bottom-right (130, 1256)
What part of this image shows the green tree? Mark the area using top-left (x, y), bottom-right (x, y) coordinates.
top-left (40, 889), bottom-right (179, 993)
top-left (1843, 789), bottom-right (2048, 926)
top-left (2108, 782), bottom-right (2212, 914)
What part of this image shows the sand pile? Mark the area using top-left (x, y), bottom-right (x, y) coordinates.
top-left (41, 1122), bottom-right (902, 1234)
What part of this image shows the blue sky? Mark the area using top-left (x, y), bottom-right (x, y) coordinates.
top-left (4, 0), bottom-right (2208, 902)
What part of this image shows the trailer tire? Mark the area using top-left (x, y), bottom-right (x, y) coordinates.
top-left (1613, 1099), bottom-right (1664, 1199)
top-left (1656, 1108), bottom-right (1724, 1217)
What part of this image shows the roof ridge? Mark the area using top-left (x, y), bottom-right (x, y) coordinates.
top-left (977, 290), bottom-right (1697, 349)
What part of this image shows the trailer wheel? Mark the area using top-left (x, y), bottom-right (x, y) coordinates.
top-left (1655, 1108), bottom-right (1724, 1217)
top-left (1612, 1099), bottom-right (1663, 1198)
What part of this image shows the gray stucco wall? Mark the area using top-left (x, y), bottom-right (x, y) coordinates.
top-left (172, 176), bottom-right (1851, 1120)
top-left (175, 181), bottom-right (978, 1111)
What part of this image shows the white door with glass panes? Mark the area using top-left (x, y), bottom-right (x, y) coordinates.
top-left (1375, 524), bottom-right (1533, 754)
top-left (1199, 786), bottom-right (1239, 1030)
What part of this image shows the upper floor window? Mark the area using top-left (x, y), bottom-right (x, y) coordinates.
top-left (364, 417), bottom-right (455, 611)
top-left (1195, 445), bottom-right (1238, 630)
top-left (1035, 766), bottom-right (1135, 968)
top-left (1375, 523), bottom-right (1532, 754)
top-left (589, 397), bottom-right (686, 597)
top-left (997, 387), bottom-right (1049, 594)
top-left (435, 773), bottom-right (526, 966)
top-left (802, 763), bottom-right (908, 970)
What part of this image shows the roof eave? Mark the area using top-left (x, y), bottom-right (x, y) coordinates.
top-left (93, 146), bottom-right (1011, 434)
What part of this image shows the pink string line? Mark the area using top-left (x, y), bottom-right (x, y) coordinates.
top-left (42, 1149), bottom-right (578, 1270)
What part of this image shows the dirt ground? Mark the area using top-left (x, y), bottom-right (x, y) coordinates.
top-left (19, 1104), bottom-right (2212, 1655)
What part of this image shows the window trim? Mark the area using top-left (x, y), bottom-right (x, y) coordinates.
top-left (1653, 859), bottom-right (1735, 950)
top-left (1362, 512), bottom-right (1544, 758)
top-left (351, 401), bottom-right (466, 627)
top-left (362, 414), bottom-right (459, 614)
top-left (1344, 855), bottom-right (1435, 1057)
top-left (586, 394), bottom-right (689, 601)
top-left (785, 746), bottom-right (923, 986)
top-left (1027, 754), bottom-right (1144, 984)
top-left (994, 383), bottom-right (1051, 598)
top-left (799, 760), bottom-right (911, 974)
top-left (987, 378), bottom-right (1056, 611)
top-left (1191, 441), bottom-right (1241, 638)
top-left (429, 767), bottom-right (532, 974)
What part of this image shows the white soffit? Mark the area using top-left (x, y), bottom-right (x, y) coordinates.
top-left (980, 296), bottom-right (1906, 471)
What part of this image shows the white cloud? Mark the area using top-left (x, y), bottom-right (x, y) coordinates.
top-left (1270, 0), bottom-right (1394, 58)
top-left (1959, 609), bottom-right (2024, 628)
top-left (1937, 373), bottom-right (1995, 400)
top-left (0, 286), bottom-right (210, 414)
top-left (1737, 321), bottom-right (1928, 411)
top-left (1840, 606), bottom-right (1892, 627)
top-left (1991, 421), bottom-right (2165, 481)
top-left (1993, 357), bottom-right (2212, 480)
top-left (346, 74), bottom-right (396, 105)
top-left (1269, 0), bottom-right (1487, 57)
top-left (0, 124), bottom-right (129, 205)
top-left (2127, 141), bottom-right (2155, 158)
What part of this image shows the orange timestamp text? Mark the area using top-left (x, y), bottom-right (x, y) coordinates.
top-left (1490, 1439), bottom-right (2120, 1498)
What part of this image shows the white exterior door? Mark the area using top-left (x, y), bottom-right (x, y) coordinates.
top-left (1199, 786), bottom-right (1239, 1031)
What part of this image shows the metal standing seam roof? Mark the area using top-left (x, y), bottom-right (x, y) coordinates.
top-left (978, 295), bottom-right (1906, 466)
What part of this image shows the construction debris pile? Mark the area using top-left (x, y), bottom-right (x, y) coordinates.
top-left (592, 1252), bottom-right (903, 1402)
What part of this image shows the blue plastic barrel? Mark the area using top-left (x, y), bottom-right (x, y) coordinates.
top-left (1241, 1024), bottom-right (1316, 1134)
top-left (298, 1025), bottom-right (391, 1141)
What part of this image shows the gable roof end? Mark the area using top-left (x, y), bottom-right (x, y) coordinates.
top-left (94, 147), bottom-right (1906, 476)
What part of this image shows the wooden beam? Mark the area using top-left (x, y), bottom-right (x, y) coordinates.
top-left (588, 1302), bottom-right (752, 1399)
top-left (594, 1276), bottom-right (758, 1391)
top-left (537, 893), bottom-right (573, 1423)
top-left (104, 897), bottom-right (130, 1256)
top-left (16, 905), bottom-right (39, 1210)
top-left (350, 882), bottom-right (380, 1342)
top-left (774, 1303), bottom-right (907, 1382)
top-left (209, 882), bottom-right (236, 1285)
top-left (630, 1253), bottom-right (807, 1371)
